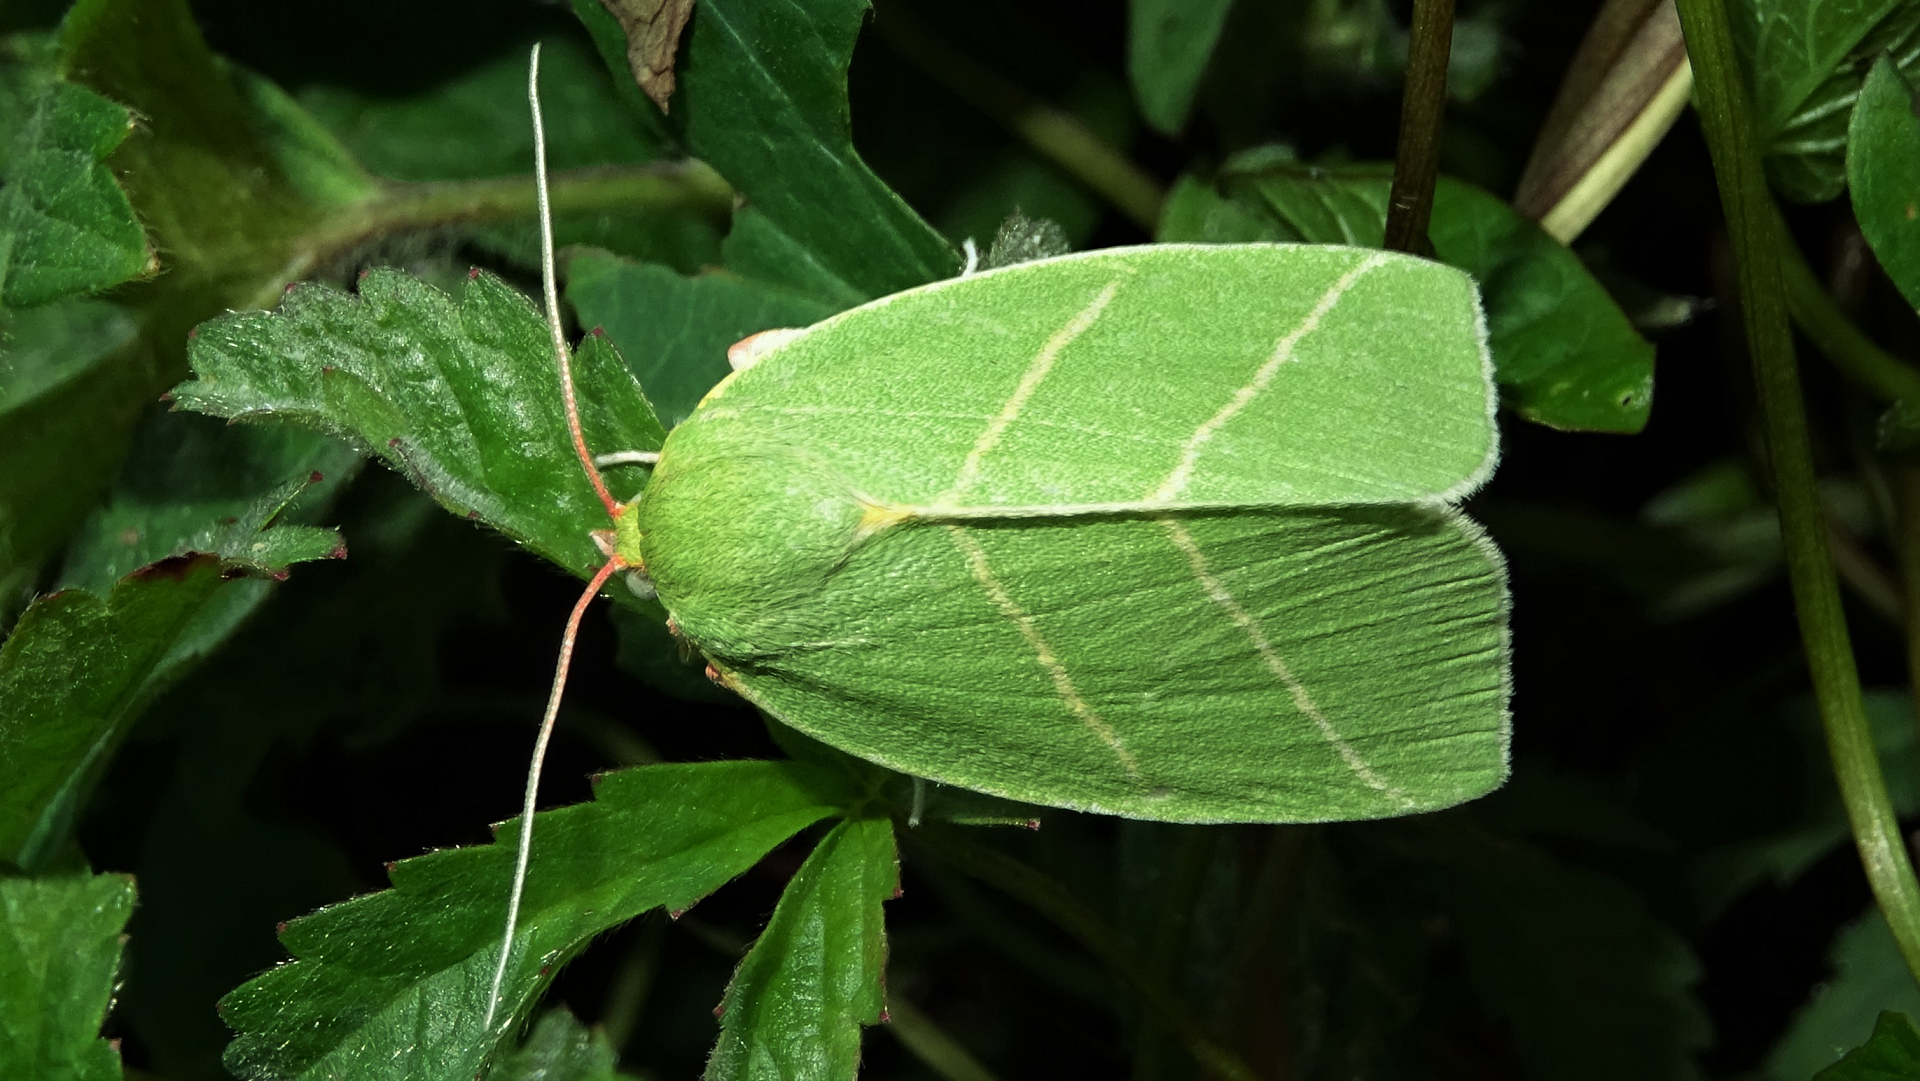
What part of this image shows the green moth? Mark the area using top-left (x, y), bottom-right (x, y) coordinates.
top-left (620, 242), bottom-right (1510, 824)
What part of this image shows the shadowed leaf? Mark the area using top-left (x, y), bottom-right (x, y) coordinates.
top-left (646, 0), bottom-right (955, 304)
top-left (1814, 1011), bottom-right (1920, 1081)
top-left (1729, 0), bottom-right (1920, 203)
top-left (0, 77), bottom-right (152, 306)
top-left (218, 762), bottom-right (844, 1081)
top-left (1767, 908), bottom-right (1920, 1079)
top-left (494, 1007), bottom-right (644, 1081)
top-left (0, 440), bottom-right (344, 871)
top-left (1127, 0), bottom-right (1232, 135)
top-left (0, 873), bottom-right (134, 1081)
top-left (565, 248), bottom-right (834, 427)
top-left (1849, 57), bottom-right (1920, 312)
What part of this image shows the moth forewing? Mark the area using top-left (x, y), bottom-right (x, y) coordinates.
top-left (668, 244), bottom-right (1497, 514)
top-left (636, 243), bottom-right (1511, 824)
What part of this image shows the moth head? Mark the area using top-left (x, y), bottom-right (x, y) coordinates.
top-left (634, 445), bottom-right (870, 642)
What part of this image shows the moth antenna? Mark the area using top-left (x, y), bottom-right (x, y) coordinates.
top-left (530, 42), bottom-right (618, 518)
top-left (485, 557), bottom-right (621, 1031)
top-left (487, 44), bottom-right (625, 1035)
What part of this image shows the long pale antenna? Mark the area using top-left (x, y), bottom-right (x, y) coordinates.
top-left (530, 42), bottom-right (618, 519)
top-left (484, 42), bottom-right (626, 1034)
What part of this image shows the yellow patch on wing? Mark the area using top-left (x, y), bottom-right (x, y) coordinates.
top-left (857, 500), bottom-right (919, 538)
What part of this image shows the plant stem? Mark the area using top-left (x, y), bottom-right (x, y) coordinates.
top-left (1774, 209), bottom-right (1920, 404)
top-left (910, 828), bottom-right (1261, 1081)
top-left (1674, 0), bottom-right (1920, 983)
top-left (1511, 0), bottom-right (1692, 243)
top-left (1382, 0), bottom-right (1456, 255)
top-left (1896, 470), bottom-right (1920, 721)
top-left (247, 161), bottom-right (735, 310)
top-left (872, 5), bottom-right (1165, 231)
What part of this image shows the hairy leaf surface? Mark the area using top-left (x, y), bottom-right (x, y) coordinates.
top-left (174, 269), bottom-right (665, 580)
top-left (707, 817), bottom-right (897, 1081)
top-left (219, 762), bottom-right (844, 1081)
top-left (0, 77), bottom-right (152, 306)
top-left (0, 873), bottom-right (134, 1081)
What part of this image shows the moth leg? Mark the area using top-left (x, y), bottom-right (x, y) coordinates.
top-left (909, 776), bottom-right (928, 828)
top-left (594, 449), bottom-right (661, 468)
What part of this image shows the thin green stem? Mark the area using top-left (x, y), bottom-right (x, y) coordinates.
top-left (599, 913), bottom-right (666, 1053)
top-left (1774, 207), bottom-right (1920, 404)
top-left (1674, 0), bottom-right (1920, 984)
top-left (883, 997), bottom-right (1007, 1081)
top-left (243, 160), bottom-right (734, 311)
top-left (873, 5), bottom-right (1165, 231)
top-left (1382, 0), bottom-right (1456, 255)
top-left (909, 828), bottom-right (1261, 1081)
top-left (1133, 828), bottom-right (1222, 1081)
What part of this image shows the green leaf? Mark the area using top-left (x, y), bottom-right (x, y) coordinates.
top-left (1816, 1011), bottom-right (1920, 1081)
top-left (707, 816), bottom-right (897, 1081)
top-left (1422, 832), bottom-right (1709, 1081)
top-left (0, 296), bottom-right (147, 597)
top-left (1728, 0), bottom-right (1920, 203)
top-left (1770, 909), bottom-right (1920, 1080)
top-left (0, 297), bottom-right (134, 414)
top-left (1, 0), bottom-right (360, 594)
top-left (1127, 0), bottom-right (1233, 135)
top-left (173, 269), bottom-right (666, 580)
top-left (1160, 157), bottom-right (1655, 433)
top-left (666, 0), bottom-right (956, 304)
top-left (1849, 57), bottom-right (1920, 312)
top-left (300, 38), bottom-right (661, 183)
top-left (494, 1008), bottom-right (642, 1081)
top-left (638, 245), bottom-right (1509, 822)
top-left (0, 873), bottom-right (134, 1081)
top-left (57, 0), bottom-right (334, 289)
top-left (0, 76), bottom-right (153, 306)
top-left (0, 408), bottom-right (346, 870)
top-left (56, 411), bottom-right (359, 595)
top-left (297, 36), bottom-right (711, 272)
top-left (0, 538), bottom-right (341, 871)
top-left (565, 248), bottom-right (835, 426)
top-left (218, 761), bottom-right (843, 1081)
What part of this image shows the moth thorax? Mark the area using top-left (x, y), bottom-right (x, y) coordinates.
top-left (634, 449), bottom-right (869, 636)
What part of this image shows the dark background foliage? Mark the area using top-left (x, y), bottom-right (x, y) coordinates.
top-left (4, 0), bottom-right (1918, 1078)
